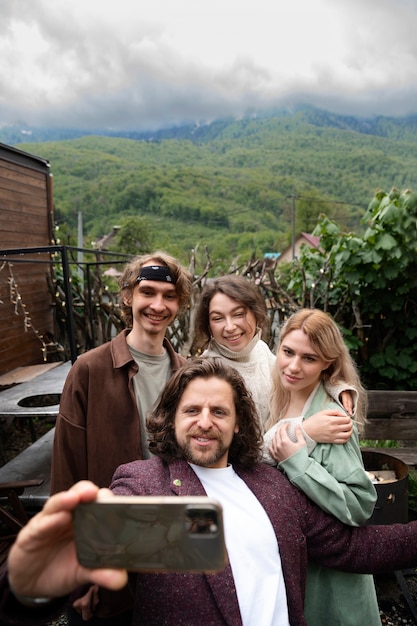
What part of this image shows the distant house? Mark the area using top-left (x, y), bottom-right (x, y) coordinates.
top-left (0, 143), bottom-right (55, 375)
top-left (264, 252), bottom-right (281, 262)
top-left (276, 232), bottom-right (320, 264)
top-left (93, 225), bottom-right (121, 250)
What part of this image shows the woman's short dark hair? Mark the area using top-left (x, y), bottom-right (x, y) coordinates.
top-left (194, 275), bottom-right (268, 347)
top-left (147, 357), bottom-right (263, 468)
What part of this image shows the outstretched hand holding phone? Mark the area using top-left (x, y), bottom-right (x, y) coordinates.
top-left (7, 481), bottom-right (128, 602)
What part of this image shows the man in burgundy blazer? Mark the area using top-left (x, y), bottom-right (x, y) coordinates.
top-left (6, 358), bottom-right (417, 626)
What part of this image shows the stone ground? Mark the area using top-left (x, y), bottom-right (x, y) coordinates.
top-left (376, 573), bottom-right (417, 625)
top-left (2, 418), bottom-right (417, 625)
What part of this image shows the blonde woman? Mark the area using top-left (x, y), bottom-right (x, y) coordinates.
top-left (264, 308), bottom-right (380, 626)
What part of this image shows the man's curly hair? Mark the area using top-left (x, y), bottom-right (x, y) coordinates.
top-left (147, 357), bottom-right (263, 469)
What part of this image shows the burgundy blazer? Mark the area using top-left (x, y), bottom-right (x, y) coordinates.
top-left (2, 458), bottom-right (417, 626)
top-left (111, 457), bottom-right (417, 626)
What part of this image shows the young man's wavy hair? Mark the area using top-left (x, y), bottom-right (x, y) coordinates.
top-left (118, 251), bottom-right (193, 327)
top-left (147, 357), bottom-right (263, 468)
top-left (194, 275), bottom-right (268, 348)
top-left (268, 308), bottom-right (367, 432)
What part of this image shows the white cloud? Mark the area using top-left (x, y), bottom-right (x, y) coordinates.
top-left (1, 0), bottom-right (417, 129)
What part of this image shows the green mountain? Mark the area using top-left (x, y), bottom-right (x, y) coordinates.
top-left (10, 106), bottom-right (417, 268)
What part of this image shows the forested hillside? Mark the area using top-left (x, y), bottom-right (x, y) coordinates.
top-left (13, 107), bottom-right (417, 268)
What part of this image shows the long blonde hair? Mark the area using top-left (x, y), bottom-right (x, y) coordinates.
top-left (267, 308), bottom-right (367, 431)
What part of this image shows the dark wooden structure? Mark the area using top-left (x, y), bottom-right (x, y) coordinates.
top-left (362, 390), bottom-right (417, 467)
top-left (0, 143), bottom-right (55, 375)
top-left (0, 479), bottom-right (43, 575)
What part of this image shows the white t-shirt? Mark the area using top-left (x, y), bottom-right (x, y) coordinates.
top-left (190, 463), bottom-right (290, 626)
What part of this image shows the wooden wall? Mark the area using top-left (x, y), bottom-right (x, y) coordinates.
top-left (0, 144), bottom-right (55, 375)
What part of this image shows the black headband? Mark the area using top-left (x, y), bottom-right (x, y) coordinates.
top-left (137, 265), bottom-right (177, 284)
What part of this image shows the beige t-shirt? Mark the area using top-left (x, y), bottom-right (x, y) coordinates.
top-left (129, 345), bottom-right (171, 458)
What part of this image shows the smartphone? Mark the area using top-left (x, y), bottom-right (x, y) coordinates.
top-left (73, 495), bottom-right (227, 573)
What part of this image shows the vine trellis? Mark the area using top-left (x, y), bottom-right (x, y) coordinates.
top-left (0, 245), bottom-right (298, 365)
top-left (0, 260), bottom-right (49, 361)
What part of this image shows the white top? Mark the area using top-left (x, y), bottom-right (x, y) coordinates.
top-left (262, 385), bottom-right (319, 464)
top-left (190, 463), bottom-right (290, 626)
top-left (203, 331), bottom-right (276, 425)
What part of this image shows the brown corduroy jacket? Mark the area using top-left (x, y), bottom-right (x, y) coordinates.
top-left (50, 329), bottom-right (186, 493)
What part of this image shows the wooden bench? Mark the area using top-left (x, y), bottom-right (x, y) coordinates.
top-left (0, 427), bottom-right (53, 513)
top-left (0, 427), bottom-right (54, 575)
top-left (0, 479), bottom-right (44, 575)
top-left (0, 361), bottom-right (68, 505)
top-left (360, 391), bottom-right (417, 620)
top-left (361, 390), bottom-right (417, 468)
top-left (0, 361), bottom-right (71, 443)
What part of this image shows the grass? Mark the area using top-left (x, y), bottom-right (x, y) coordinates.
top-left (360, 439), bottom-right (399, 448)
top-left (409, 469), bottom-right (417, 512)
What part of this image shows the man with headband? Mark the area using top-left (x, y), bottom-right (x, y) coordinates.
top-left (50, 251), bottom-right (192, 625)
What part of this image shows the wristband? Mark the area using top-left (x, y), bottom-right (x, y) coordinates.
top-left (8, 577), bottom-right (52, 608)
top-left (12, 591), bottom-right (52, 607)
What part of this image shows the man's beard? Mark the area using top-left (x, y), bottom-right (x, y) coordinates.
top-left (179, 432), bottom-right (229, 468)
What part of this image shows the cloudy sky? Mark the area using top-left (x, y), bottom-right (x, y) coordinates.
top-left (1, 0), bottom-right (417, 130)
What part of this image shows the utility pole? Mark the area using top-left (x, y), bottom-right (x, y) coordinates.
top-left (77, 211), bottom-right (84, 289)
top-left (286, 192), bottom-right (297, 260)
top-left (291, 192), bottom-right (296, 260)
top-left (284, 193), bottom-right (365, 261)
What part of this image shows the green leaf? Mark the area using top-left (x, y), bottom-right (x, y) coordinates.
top-left (374, 233), bottom-right (398, 250)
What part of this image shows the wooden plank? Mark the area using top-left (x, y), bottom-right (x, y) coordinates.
top-left (0, 308), bottom-right (54, 336)
top-left (0, 155), bottom-right (49, 177)
top-left (361, 447), bottom-right (417, 468)
top-left (0, 185), bottom-right (42, 203)
top-left (0, 200), bottom-right (49, 216)
top-left (0, 164), bottom-right (48, 188)
top-left (0, 146), bottom-right (53, 373)
top-left (0, 178), bottom-right (47, 197)
top-left (0, 274), bottom-right (55, 375)
top-left (361, 391), bottom-right (417, 468)
top-left (363, 417), bottom-right (417, 441)
top-left (0, 428), bottom-right (54, 510)
top-left (0, 170), bottom-right (48, 197)
top-left (0, 352), bottom-right (52, 377)
top-left (0, 227), bottom-right (51, 248)
top-left (367, 390), bottom-right (417, 417)
top-left (0, 226), bottom-right (50, 243)
top-left (0, 196), bottom-right (47, 211)
top-left (0, 361), bottom-right (70, 419)
top-left (0, 362), bottom-right (61, 386)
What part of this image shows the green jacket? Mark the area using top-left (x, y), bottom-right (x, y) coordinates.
top-left (277, 382), bottom-right (381, 626)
